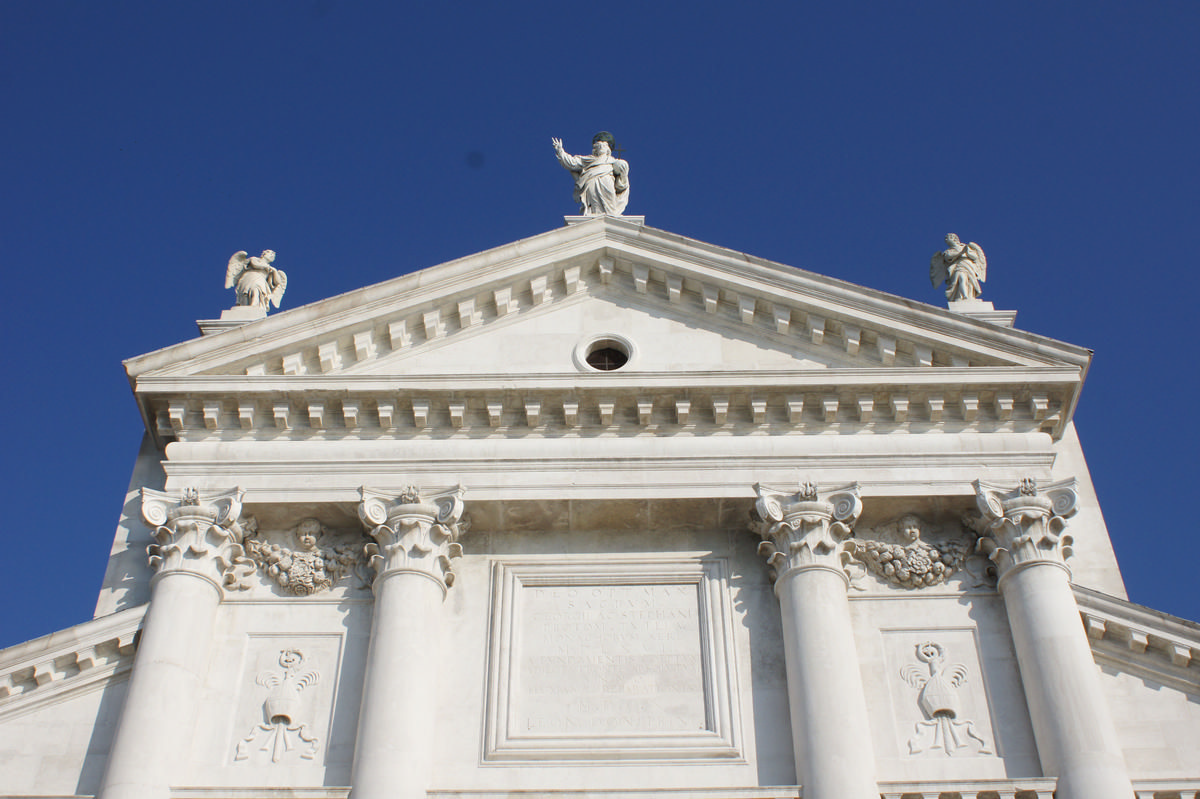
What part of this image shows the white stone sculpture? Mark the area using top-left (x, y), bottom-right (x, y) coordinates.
top-left (901, 641), bottom-right (991, 756)
top-left (930, 234), bottom-right (987, 301)
top-left (226, 249), bottom-right (287, 312)
top-left (235, 648), bottom-right (321, 764)
top-left (241, 518), bottom-right (367, 595)
top-left (847, 514), bottom-right (975, 589)
top-left (552, 132), bottom-right (629, 216)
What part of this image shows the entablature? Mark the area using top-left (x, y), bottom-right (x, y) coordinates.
top-left (138, 368), bottom-right (1075, 447)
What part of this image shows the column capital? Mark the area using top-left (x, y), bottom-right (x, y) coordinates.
top-left (973, 477), bottom-right (1078, 580)
top-left (140, 487), bottom-right (252, 593)
top-left (358, 485), bottom-right (467, 593)
top-left (752, 480), bottom-right (863, 583)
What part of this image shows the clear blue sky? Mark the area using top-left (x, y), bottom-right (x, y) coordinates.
top-left (2, 2), bottom-right (1198, 649)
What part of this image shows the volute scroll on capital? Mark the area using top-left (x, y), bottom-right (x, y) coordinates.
top-left (357, 485), bottom-right (468, 592)
top-left (971, 477), bottom-right (1078, 580)
top-left (752, 480), bottom-right (863, 583)
top-left (140, 486), bottom-right (255, 592)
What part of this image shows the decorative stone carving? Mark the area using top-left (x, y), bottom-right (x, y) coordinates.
top-left (140, 487), bottom-right (254, 590)
top-left (226, 249), bottom-right (287, 312)
top-left (751, 480), bottom-right (862, 581)
top-left (901, 641), bottom-right (991, 756)
top-left (847, 514), bottom-right (976, 589)
top-left (552, 132), bottom-right (630, 216)
top-left (240, 518), bottom-right (369, 595)
top-left (235, 648), bottom-right (321, 763)
top-left (930, 234), bottom-right (987, 301)
top-left (358, 485), bottom-right (468, 591)
top-left (971, 477), bottom-right (1078, 578)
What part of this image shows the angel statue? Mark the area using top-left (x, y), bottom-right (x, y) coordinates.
top-left (930, 234), bottom-right (986, 301)
top-left (552, 132), bottom-right (630, 216)
top-left (226, 249), bottom-right (287, 312)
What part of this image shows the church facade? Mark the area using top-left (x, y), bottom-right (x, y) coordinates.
top-left (2, 216), bottom-right (1198, 799)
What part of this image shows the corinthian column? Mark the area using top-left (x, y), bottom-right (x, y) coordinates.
top-left (974, 478), bottom-right (1133, 799)
top-left (752, 481), bottom-right (878, 799)
top-left (98, 487), bottom-right (249, 799)
top-left (350, 485), bottom-right (466, 799)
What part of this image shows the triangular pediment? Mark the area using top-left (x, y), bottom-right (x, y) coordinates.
top-left (126, 218), bottom-right (1091, 443)
top-left (130, 218), bottom-right (1089, 379)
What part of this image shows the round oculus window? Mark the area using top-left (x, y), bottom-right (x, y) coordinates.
top-left (576, 335), bottom-right (635, 372)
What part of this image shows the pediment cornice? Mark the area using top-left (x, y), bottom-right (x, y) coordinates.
top-left (1075, 585), bottom-right (1200, 694)
top-left (0, 605), bottom-right (145, 721)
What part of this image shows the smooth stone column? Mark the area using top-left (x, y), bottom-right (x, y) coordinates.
top-left (350, 485), bottom-right (466, 799)
top-left (98, 488), bottom-right (247, 799)
top-left (753, 481), bottom-right (878, 799)
top-left (975, 478), bottom-right (1133, 799)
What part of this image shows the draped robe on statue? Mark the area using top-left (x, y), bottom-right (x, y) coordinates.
top-left (556, 151), bottom-right (630, 215)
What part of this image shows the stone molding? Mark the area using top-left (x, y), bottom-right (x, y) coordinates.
top-left (0, 604), bottom-right (144, 720)
top-left (358, 485), bottom-right (467, 593)
top-left (971, 477), bottom-right (1078, 581)
top-left (1075, 584), bottom-right (1200, 691)
top-left (140, 487), bottom-right (253, 593)
top-left (752, 480), bottom-right (863, 583)
top-left (144, 377), bottom-right (1068, 443)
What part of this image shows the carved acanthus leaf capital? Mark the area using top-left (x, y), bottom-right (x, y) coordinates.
top-left (752, 481), bottom-right (863, 583)
top-left (972, 477), bottom-right (1078, 579)
top-left (358, 485), bottom-right (467, 592)
top-left (140, 487), bottom-right (254, 591)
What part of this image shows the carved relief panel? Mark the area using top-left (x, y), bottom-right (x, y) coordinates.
top-left (881, 629), bottom-right (997, 760)
top-left (227, 634), bottom-right (344, 769)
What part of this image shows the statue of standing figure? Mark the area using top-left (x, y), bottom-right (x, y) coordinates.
top-left (226, 249), bottom-right (287, 312)
top-left (552, 132), bottom-right (630, 216)
top-left (930, 234), bottom-right (987, 301)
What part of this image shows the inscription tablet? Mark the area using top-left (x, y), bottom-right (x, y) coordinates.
top-left (484, 557), bottom-right (742, 763)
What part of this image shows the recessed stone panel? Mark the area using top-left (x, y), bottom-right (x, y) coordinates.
top-left (483, 557), bottom-right (742, 763)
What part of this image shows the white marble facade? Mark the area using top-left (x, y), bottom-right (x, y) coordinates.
top-left (2, 216), bottom-right (1198, 799)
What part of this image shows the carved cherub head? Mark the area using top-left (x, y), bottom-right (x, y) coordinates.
top-left (898, 514), bottom-right (926, 544)
top-left (945, 233), bottom-right (961, 248)
top-left (260, 249), bottom-right (276, 263)
top-left (295, 518), bottom-right (325, 551)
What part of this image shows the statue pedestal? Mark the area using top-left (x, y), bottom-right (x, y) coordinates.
top-left (564, 215), bottom-right (645, 227)
top-left (196, 306), bottom-right (268, 336)
top-left (948, 298), bottom-right (1017, 328)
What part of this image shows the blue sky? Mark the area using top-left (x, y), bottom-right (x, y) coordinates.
top-left (2, 2), bottom-right (1198, 648)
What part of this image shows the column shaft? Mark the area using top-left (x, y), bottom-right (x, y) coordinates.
top-left (98, 572), bottom-right (222, 799)
top-left (776, 567), bottom-right (878, 799)
top-left (350, 572), bottom-right (443, 799)
top-left (1001, 564), bottom-right (1132, 799)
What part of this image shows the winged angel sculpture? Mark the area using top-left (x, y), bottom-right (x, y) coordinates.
top-left (930, 234), bottom-right (986, 301)
top-left (226, 249), bottom-right (287, 312)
